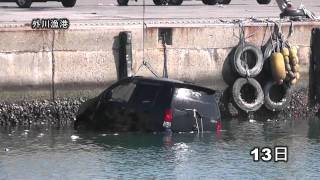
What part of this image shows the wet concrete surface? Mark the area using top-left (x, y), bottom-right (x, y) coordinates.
top-left (0, 0), bottom-right (318, 24)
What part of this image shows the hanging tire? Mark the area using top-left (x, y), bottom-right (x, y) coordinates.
top-left (118, 0), bottom-right (129, 6)
top-left (169, 0), bottom-right (183, 5)
top-left (264, 81), bottom-right (291, 111)
top-left (219, 0), bottom-right (231, 4)
top-left (256, 0), bottom-right (271, 4)
top-left (16, 0), bottom-right (32, 8)
top-left (62, 0), bottom-right (77, 7)
top-left (202, 0), bottom-right (218, 5)
top-left (232, 43), bottom-right (264, 77)
top-left (232, 78), bottom-right (264, 112)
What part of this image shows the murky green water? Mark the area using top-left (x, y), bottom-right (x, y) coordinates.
top-left (1, 116), bottom-right (320, 180)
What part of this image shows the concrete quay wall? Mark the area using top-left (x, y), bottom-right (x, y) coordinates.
top-left (0, 21), bottom-right (318, 101)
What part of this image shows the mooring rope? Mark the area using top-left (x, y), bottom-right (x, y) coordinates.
top-left (183, 108), bottom-right (204, 134)
top-left (134, 0), bottom-right (160, 78)
top-left (142, 0), bottom-right (146, 63)
top-left (162, 33), bottom-right (168, 78)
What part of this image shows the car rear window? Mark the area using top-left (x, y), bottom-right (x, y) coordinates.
top-left (172, 87), bottom-right (220, 119)
top-left (131, 83), bottom-right (162, 108)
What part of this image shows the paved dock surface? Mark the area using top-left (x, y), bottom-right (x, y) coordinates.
top-left (0, 0), bottom-right (318, 24)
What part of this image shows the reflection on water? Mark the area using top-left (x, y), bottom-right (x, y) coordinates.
top-left (1, 116), bottom-right (320, 179)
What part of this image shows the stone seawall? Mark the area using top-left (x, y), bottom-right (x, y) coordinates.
top-left (0, 21), bottom-right (318, 101)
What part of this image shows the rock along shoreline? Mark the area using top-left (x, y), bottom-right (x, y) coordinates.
top-left (0, 88), bottom-right (319, 128)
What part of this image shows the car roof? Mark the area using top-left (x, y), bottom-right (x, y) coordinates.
top-left (127, 76), bottom-right (216, 95)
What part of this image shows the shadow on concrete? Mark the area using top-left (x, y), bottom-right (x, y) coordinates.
top-left (220, 48), bottom-right (244, 119)
top-left (221, 47), bottom-right (238, 87)
top-left (112, 35), bottom-right (120, 81)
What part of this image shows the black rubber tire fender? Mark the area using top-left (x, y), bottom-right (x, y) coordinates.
top-left (263, 81), bottom-right (291, 111)
top-left (16, 0), bottom-right (32, 8)
top-left (62, 0), bottom-right (77, 7)
top-left (256, 0), bottom-right (271, 4)
top-left (232, 78), bottom-right (264, 112)
top-left (233, 43), bottom-right (264, 77)
top-left (219, 0), bottom-right (231, 4)
top-left (280, 8), bottom-right (307, 19)
top-left (169, 0), bottom-right (183, 5)
top-left (117, 0), bottom-right (129, 6)
top-left (202, 0), bottom-right (218, 5)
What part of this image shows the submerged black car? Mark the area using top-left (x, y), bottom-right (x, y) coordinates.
top-left (75, 76), bottom-right (221, 133)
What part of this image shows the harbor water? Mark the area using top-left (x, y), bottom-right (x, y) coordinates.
top-left (1, 116), bottom-right (320, 179)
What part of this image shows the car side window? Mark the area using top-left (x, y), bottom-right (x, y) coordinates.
top-left (131, 83), bottom-right (161, 108)
top-left (109, 82), bottom-right (136, 103)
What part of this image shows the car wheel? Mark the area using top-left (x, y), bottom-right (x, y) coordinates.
top-left (202, 0), bottom-right (218, 5)
top-left (16, 0), bottom-right (32, 8)
top-left (117, 0), bottom-right (129, 6)
top-left (153, 0), bottom-right (168, 5)
top-left (62, 0), bottom-right (77, 7)
top-left (169, 0), bottom-right (183, 5)
top-left (219, 0), bottom-right (231, 4)
top-left (256, 0), bottom-right (271, 5)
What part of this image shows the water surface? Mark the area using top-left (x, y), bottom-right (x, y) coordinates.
top-left (1, 117), bottom-right (320, 179)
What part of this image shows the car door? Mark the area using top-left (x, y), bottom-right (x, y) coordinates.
top-left (95, 80), bottom-right (136, 131)
top-left (128, 82), bottom-right (164, 131)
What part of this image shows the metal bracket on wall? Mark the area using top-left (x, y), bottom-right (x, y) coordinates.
top-left (158, 28), bottom-right (172, 45)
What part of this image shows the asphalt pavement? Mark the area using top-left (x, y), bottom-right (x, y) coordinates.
top-left (0, 0), bottom-right (318, 24)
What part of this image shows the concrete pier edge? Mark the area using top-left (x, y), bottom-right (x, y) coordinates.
top-left (1, 19), bottom-right (318, 100)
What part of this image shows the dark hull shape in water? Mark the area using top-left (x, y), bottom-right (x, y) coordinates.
top-left (75, 76), bottom-right (221, 132)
